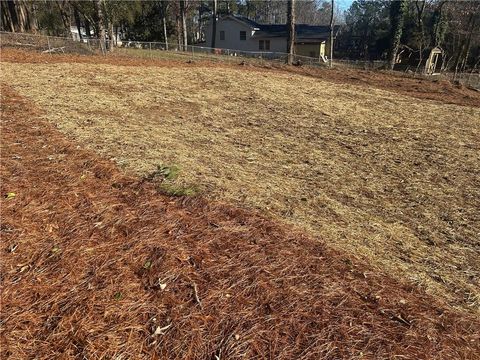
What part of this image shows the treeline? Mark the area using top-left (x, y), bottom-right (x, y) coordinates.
top-left (1, 0), bottom-right (479, 71)
top-left (0, 1), bottom-right (336, 44)
top-left (339, 0), bottom-right (479, 72)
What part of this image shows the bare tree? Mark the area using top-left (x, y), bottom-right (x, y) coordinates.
top-left (16, 0), bottom-right (28, 32)
top-left (211, 0), bottom-right (217, 50)
top-left (180, 0), bottom-right (188, 50)
top-left (28, 1), bottom-right (37, 33)
top-left (1, 0), bottom-right (37, 33)
top-left (414, 0), bottom-right (426, 72)
top-left (453, 2), bottom-right (480, 76)
top-left (73, 6), bottom-right (83, 40)
top-left (57, 0), bottom-right (73, 38)
top-left (107, 20), bottom-right (114, 50)
top-left (160, 1), bottom-right (170, 50)
top-left (432, 0), bottom-right (447, 47)
top-left (329, 0), bottom-right (334, 67)
top-left (1, 1), bottom-right (19, 32)
top-left (388, 0), bottom-right (408, 70)
top-left (286, 0), bottom-right (295, 65)
top-left (95, 0), bottom-right (106, 54)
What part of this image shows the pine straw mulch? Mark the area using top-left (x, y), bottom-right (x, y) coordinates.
top-left (1, 84), bottom-right (479, 359)
top-left (282, 65), bottom-right (480, 108)
top-left (2, 47), bottom-right (480, 108)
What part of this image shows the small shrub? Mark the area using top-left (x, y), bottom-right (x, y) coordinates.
top-left (145, 164), bottom-right (198, 196)
top-left (144, 164), bottom-right (180, 181)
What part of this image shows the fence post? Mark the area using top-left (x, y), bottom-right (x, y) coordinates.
top-left (149, 42), bottom-right (152, 59)
top-left (47, 36), bottom-right (51, 53)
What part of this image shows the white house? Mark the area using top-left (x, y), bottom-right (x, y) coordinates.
top-left (69, 25), bottom-right (123, 45)
top-left (204, 15), bottom-right (339, 60)
top-left (70, 25), bottom-right (87, 41)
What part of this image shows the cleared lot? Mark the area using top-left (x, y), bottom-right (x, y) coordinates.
top-left (2, 84), bottom-right (479, 359)
top-left (2, 54), bottom-right (479, 314)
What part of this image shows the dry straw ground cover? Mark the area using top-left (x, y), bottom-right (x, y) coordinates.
top-left (2, 53), bottom-right (479, 317)
top-left (2, 84), bottom-right (480, 359)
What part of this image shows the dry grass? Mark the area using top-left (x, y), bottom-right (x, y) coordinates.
top-left (2, 84), bottom-right (480, 359)
top-left (1, 55), bottom-right (479, 317)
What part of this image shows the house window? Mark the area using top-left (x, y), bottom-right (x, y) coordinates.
top-left (240, 31), bottom-right (246, 41)
top-left (220, 31), bottom-right (225, 41)
top-left (259, 40), bottom-right (270, 50)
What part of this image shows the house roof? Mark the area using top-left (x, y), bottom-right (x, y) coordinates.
top-left (222, 14), bottom-right (340, 40)
top-left (228, 15), bottom-right (261, 29)
top-left (254, 24), bottom-right (341, 39)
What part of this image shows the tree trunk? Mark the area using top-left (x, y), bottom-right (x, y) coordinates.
top-left (160, 1), bottom-right (169, 49)
top-left (1, 1), bottom-right (16, 32)
top-left (286, 0), bottom-right (295, 65)
top-left (6, 1), bottom-right (19, 32)
top-left (15, 0), bottom-right (27, 32)
top-left (163, 15), bottom-right (169, 49)
top-left (115, 26), bottom-right (119, 46)
top-left (73, 7), bottom-right (82, 40)
top-left (95, 0), bottom-right (106, 54)
top-left (453, 11), bottom-right (475, 75)
top-left (329, 0), bottom-right (334, 68)
top-left (180, 0), bottom-right (188, 50)
top-left (211, 0), bottom-right (217, 51)
top-left (432, 1), bottom-right (446, 47)
top-left (388, 0), bottom-right (408, 70)
top-left (415, 1), bottom-right (426, 73)
top-left (198, 5), bottom-right (201, 42)
top-left (85, 18), bottom-right (91, 37)
top-left (28, 1), bottom-right (37, 33)
top-left (176, 12), bottom-right (182, 50)
top-left (57, 0), bottom-right (73, 38)
top-left (456, 11), bottom-right (477, 74)
top-left (108, 21), bottom-right (114, 51)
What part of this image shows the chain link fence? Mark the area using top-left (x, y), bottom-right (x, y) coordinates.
top-left (443, 71), bottom-right (480, 90)
top-left (0, 31), bottom-right (326, 67)
top-left (0, 31), bottom-right (102, 55)
top-left (2, 31), bottom-right (479, 90)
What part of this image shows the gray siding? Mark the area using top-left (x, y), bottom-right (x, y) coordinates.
top-left (205, 18), bottom-right (287, 53)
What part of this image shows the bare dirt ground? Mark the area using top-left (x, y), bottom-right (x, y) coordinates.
top-left (2, 50), bottom-right (479, 316)
top-left (2, 84), bottom-right (480, 359)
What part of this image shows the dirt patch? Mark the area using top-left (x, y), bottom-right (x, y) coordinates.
top-left (1, 84), bottom-right (480, 359)
top-left (2, 48), bottom-right (480, 108)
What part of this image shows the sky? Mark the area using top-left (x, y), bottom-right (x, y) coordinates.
top-left (336, 0), bottom-right (355, 12)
